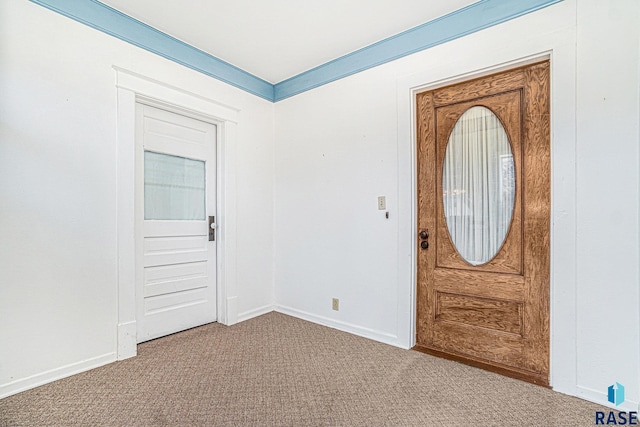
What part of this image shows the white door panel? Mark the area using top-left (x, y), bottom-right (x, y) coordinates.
top-left (136, 103), bottom-right (217, 343)
top-left (144, 288), bottom-right (209, 314)
top-left (144, 261), bottom-right (207, 283)
top-left (144, 275), bottom-right (208, 298)
top-left (143, 135), bottom-right (210, 161)
top-left (143, 251), bottom-right (208, 268)
top-left (144, 262), bottom-right (208, 297)
top-left (142, 109), bottom-right (211, 159)
top-left (143, 221), bottom-right (204, 236)
top-left (143, 235), bottom-right (208, 254)
top-left (144, 115), bottom-right (209, 145)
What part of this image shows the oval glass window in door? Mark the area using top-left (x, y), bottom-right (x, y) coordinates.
top-left (442, 106), bottom-right (515, 265)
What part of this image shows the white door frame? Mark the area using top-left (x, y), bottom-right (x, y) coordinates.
top-left (114, 67), bottom-right (239, 360)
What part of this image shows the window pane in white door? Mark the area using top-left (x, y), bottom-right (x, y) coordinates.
top-left (144, 151), bottom-right (205, 220)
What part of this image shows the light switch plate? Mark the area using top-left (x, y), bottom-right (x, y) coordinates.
top-left (377, 196), bottom-right (386, 210)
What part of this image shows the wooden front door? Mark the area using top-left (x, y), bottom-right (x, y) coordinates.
top-left (414, 62), bottom-right (550, 386)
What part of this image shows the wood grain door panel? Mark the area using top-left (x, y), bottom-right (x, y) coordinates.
top-left (435, 292), bottom-right (523, 334)
top-left (435, 91), bottom-right (523, 274)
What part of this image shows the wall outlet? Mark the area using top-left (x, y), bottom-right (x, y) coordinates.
top-left (377, 196), bottom-right (386, 210)
top-left (332, 298), bottom-right (339, 311)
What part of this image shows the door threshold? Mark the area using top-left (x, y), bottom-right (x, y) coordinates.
top-left (412, 344), bottom-right (550, 388)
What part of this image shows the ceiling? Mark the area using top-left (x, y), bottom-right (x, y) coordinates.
top-left (99, 0), bottom-right (477, 83)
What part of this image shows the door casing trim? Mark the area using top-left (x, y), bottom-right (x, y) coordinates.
top-left (115, 66), bottom-right (239, 360)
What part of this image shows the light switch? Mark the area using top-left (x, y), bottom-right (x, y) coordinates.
top-left (377, 196), bottom-right (386, 210)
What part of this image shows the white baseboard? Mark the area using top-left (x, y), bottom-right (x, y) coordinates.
top-left (577, 385), bottom-right (640, 412)
top-left (117, 321), bottom-right (137, 360)
top-left (0, 353), bottom-right (116, 399)
top-left (237, 304), bottom-right (274, 323)
top-left (275, 305), bottom-right (399, 347)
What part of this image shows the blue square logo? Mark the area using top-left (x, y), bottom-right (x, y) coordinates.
top-left (608, 382), bottom-right (625, 406)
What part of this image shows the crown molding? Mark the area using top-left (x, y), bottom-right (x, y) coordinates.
top-left (273, 0), bottom-right (562, 101)
top-left (28, 0), bottom-right (562, 103)
top-left (28, 0), bottom-right (275, 101)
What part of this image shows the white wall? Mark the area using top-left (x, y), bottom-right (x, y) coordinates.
top-left (274, 62), bottom-right (401, 344)
top-left (575, 0), bottom-right (640, 408)
top-left (274, 0), bottom-right (640, 409)
top-left (0, 0), bottom-right (274, 397)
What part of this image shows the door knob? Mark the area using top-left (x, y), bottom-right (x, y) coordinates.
top-left (419, 230), bottom-right (429, 240)
top-left (420, 241), bottom-right (429, 250)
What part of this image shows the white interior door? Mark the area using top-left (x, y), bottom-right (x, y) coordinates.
top-left (136, 103), bottom-right (217, 343)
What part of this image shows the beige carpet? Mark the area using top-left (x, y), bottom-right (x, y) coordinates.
top-left (1, 312), bottom-right (604, 426)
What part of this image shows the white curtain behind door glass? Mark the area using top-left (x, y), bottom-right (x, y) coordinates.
top-left (442, 106), bottom-right (515, 265)
top-left (144, 151), bottom-right (206, 220)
